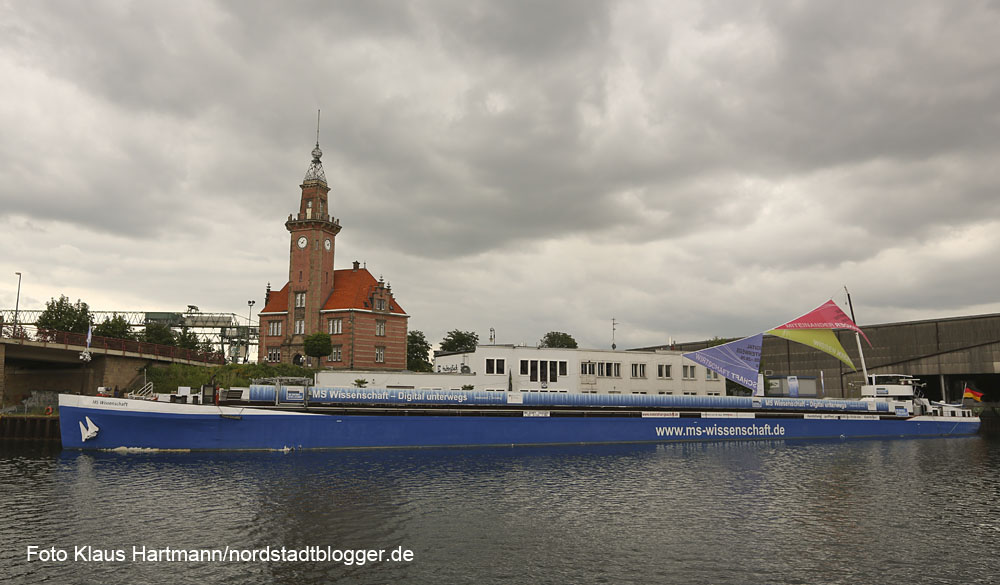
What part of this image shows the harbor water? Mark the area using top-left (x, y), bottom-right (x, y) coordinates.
top-left (2, 437), bottom-right (998, 584)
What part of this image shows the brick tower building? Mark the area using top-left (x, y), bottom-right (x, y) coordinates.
top-left (257, 140), bottom-right (408, 369)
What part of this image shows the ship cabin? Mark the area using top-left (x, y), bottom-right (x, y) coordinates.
top-left (861, 374), bottom-right (976, 419)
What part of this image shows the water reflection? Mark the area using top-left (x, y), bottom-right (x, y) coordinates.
top-left (1, 438), bottom-right (998, 584)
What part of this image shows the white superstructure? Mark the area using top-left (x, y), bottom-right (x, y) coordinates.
top-left (315, 345), bottom-right (727, 396)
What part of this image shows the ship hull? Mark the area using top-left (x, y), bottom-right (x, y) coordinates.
top-left (58, 395), bottom-right (980, 451)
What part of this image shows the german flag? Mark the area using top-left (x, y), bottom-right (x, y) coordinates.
top-left (963, 386), bottom-right (984, 402)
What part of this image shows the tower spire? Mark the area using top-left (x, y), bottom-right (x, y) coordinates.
top-left (304, 109), bottom-right (327, 184)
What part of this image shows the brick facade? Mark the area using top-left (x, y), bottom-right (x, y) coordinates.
top-left (257, 144), bottom-right (409, 369)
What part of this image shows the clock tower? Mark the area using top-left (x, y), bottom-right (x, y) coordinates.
top-left (258, 130), bottom-right (409, 369)
top-left (283, 141), bottom-right (341, 357)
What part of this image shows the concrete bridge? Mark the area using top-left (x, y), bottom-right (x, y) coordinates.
top-left (0, 326), bottom-right (222, 410)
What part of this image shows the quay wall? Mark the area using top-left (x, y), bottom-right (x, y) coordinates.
top-left (0, 415), bottom-right (60, 441)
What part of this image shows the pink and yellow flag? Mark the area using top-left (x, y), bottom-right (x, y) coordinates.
top-left (773, 300), bottom-right (872, 346)
top-left (766, 328), bottom-right (856, 370)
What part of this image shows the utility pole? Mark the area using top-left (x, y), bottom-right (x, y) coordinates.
top-left (245, 300), bottom-right (255, 363)
top-left (13, 271), bottom-right (22, 336)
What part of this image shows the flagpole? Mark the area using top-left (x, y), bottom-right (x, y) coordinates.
top-left (844, 287), bottom-right (869, 384)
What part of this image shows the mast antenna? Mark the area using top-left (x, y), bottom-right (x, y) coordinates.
top-left (844, 286), bottom-right (869, 384)
top-left (303, 110), bottom-right (327, 183)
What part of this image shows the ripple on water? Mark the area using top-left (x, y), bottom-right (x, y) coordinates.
top-left (2, 438), bottom-right (999, 585)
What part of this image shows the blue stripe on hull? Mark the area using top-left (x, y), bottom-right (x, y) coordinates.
top-left (58, 405), bottom-right (980, 451)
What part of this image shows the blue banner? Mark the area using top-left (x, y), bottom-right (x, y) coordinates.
top-left (309, 387), bottom-right (508, 405)
top-left (683, 334), bottom-right (762, 392)
top-left (248, 386), bottom-right (510, 406)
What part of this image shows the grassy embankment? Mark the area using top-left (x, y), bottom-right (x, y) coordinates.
top-left (144, 362), bottom-right (318, 391)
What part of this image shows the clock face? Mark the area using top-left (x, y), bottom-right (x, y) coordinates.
top-left (297, 236), bottom-right (308, 249)
top-left (324, 238), bottom-right (332, 251)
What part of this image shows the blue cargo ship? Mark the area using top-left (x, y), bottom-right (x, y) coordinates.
top-left (58, 374), bottom-right (979, 451)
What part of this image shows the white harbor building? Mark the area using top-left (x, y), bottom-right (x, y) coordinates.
top-left (314, 345), bottom-right (727, 396)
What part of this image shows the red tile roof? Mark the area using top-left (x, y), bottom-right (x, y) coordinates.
top-left (322, 267), bottom-right (406, 315)
top-left (259, 268), bottom-right (406, 315)
top-left (259, 282), bottom-right (289, 314)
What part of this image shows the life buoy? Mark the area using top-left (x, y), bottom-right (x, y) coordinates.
top-left (44, 406), bottom-right (53, 416)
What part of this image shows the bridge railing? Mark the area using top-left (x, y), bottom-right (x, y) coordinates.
top-left (0, 324), bottom-right (224, 365)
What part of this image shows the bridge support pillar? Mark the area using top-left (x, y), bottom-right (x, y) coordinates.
top-left (0, 344), bottom-right (6, 410)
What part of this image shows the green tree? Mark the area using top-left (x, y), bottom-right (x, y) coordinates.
top-left (539, 331), bottom-right (578, 349)
top-left (175, 327), bottom-right (201, 350)
top-left (440, 329), bottom-right (478, 353)
top-left (92, 313), bottom-right (136, 340)
top-left (36, 295), bottom-right (92, 334)
top-left (143, 322), bottom-right (176, 345)
top-left (407, 330), bottom-right (433, 372)
top-left (304, 333), bottom-right (332, 361)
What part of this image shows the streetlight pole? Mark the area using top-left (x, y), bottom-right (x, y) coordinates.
top-left (4, 272), bottom-right (20, 410)
top-left (245, 300), bottom-right (255, 363)
top-left (13, 272), bottom-right (21, 336)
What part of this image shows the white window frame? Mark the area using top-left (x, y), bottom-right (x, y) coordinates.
top-left (486, 358), bottom-right (506, 375)
top-left (375, 346), bottom-right (385, 363)
top-left (329, 318), bottom-right (342, 335)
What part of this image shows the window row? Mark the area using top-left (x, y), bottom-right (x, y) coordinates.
top-left (321, 346), bottom-right (385, 363)
top-left (520, 359), bottom-right (568, 383)
top-left (268, 345), bottom-right (390, 364)
top-left (580, 361), bottom-right (621, 378)
top-left (270, 318), bottom-right (386, 337)
top-left (326, 317), bottom-right (385, 336)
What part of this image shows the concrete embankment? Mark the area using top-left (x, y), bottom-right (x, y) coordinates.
top-left (977, 404), bottom-right (1000, 435)
top-left (0, 415), bottom-right (60, 441)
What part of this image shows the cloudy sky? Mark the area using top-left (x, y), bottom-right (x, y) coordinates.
top-left (2, 0), bottom-right (999, 351)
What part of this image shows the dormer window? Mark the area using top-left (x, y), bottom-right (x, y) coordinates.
top-left (376, 298), bottom-right (387, 311)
